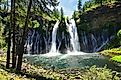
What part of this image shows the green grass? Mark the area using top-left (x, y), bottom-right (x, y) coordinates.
top-left (0, 68), bottom-right (31, 80)
top-left (111, 56), bottom-right (121, 63)
top-left (100, 48), bottom-right (121, 57)
top-left (100, 48), bottom-right (121, 63)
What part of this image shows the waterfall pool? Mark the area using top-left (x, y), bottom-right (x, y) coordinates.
top-left (23, 53), bottom-right (121, 71)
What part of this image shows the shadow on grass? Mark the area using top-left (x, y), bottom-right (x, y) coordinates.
top-left (0, 63), bottom-right (53, 80)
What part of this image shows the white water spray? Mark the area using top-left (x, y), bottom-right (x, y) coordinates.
top-left (66, 19), bottom-right (80, 52)
top-left (43, 20), bottom-right (61, 57)
top-left (50, 20), bottom-right (59, 52)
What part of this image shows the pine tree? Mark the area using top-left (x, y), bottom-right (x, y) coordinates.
top-left (78, 0), bottom-right (82, 11)
top-left (94, 0), bottom-right (103, 6)
top-left (60, 7), bottom-right (64, 20)
top-left (6, 0), bottom-right (13, 68)
top-left (16, 0), bottom-right (32, 71)
top-left (14, 0), bottom-right (59, 71)
top-left (53, 8), bottom-right (60, 19)
top-left (12, 0), bottom-right (16, 68)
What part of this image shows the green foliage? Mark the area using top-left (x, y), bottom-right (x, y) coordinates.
top-left (111, 56), bottom-right (121, 63)
top-left (78, 0), bottom-right (82, 11)
top-left (32, 20), bottom-right (40, 28)
top-left (117, 30), bottom-right (121, 40)
top-left (0, 22), bottom-right (6, 51)
top-left (100, 48), bottom-right (121, 57)
top-left (83, 0), bottom-right (119, 12)
top-left (83, 1), bottom-right (94, 12)
top-left (60, 7), bottom-right (64, 20)
top-left (0, 0), bottom-right (61, 53)
top-left (0, 69), bottom-right (32, 80)
top-left (81, 65), bottom-right (119, 80)
top-left (117, 30), bottom-right (121, 38)
top-left (101, 48), bottom-right (121, 63)
top-left (56, 66), bottom-right (120, 80)
top-left (51, 8), bottom-right (60, 20)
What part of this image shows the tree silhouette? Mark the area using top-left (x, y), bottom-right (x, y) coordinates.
top-left (78, 0), bottom-right (82, 12)
top-left (60, 7), bottom-right (64, 20)
top-left (16, 0), bottom-right (32, 71)
top-left (12, 0), bottom-right (16, 68)
top-left (6, 0), bottom-right (13, 68)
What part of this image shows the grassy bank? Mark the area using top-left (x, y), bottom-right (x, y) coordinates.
top-left (100, 48), bottom-right (121, 63)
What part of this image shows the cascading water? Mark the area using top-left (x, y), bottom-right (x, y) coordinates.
top-left (23, 18), bottom-right (121, 72)
top-left (24, 18), bottom-right (120, 55)
top-left (59, 18), bottom-right (87, 58)
top-left (23, 19), bottom-right (121, 73)
top-left (50, 20), bottom-right (59, 52)
top-left (43, 20), bottom-right (61, 56)
top-left (66, 19), bottom-right (80, 52)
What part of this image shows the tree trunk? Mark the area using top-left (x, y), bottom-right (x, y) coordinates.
top-left (16, 0), bottom-right (32, 71)
top-left (6, 24), bottom-right (11, 69)
top-left (6, 0), bottom-right (13, 68)
top-left (12, 0), bottom-right (16, 68)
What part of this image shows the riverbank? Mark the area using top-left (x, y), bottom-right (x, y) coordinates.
top-left (0, 54), bottom-right (121, 80)
top-left (100, 48), bottom-right (121, 63)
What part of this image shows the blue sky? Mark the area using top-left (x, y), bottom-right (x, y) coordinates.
top-left (58, 0), bottom-right (89, 16)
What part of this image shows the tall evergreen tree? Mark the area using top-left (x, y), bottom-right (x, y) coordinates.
top-left (73, 11), bottom-right (76, 20)
top-left (60, 7), bottom-right (64, 20)
top-left (14, 0), bottom-right (59, 71)
top-left (53, 8), bottom-right (60, 19)
top-left (16, 0), bottom-right (32, 71)
top-left (12, 0), bottom-right (16, 68)
top-left (6, 0), bottom-right (13, 68)
top-left (78, 0), bottom-right (82, 11)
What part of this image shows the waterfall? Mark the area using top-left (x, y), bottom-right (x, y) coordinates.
top-left (42, 20), bottom-right (61, 57)
top-left (67, 19), bottom-right (80, 52)
top-left (82, 32), bottom-right (88, 52)
top-left (91, 34), bottom-right (97, 52)
top-left (24, 17), bottom-right (119, 55)
top-left (50, 20), bottom-right (59, 52)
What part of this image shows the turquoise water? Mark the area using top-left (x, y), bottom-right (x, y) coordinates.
top-left (24, 53), bottom-right (120, 71)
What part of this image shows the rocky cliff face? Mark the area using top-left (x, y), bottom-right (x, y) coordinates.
top-left (75, 2), bottom-right (121, 52)
top-left (76, 2), bottom-right (121, 31)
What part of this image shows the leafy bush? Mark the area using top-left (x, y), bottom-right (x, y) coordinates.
top-left (100, 48), bottom-right (121, 57)
top-left (111, 56), bottom-right (121, 63)
top-left (80, 66), bottom-right (120, 80)
top-left (117, 30), bottom-right (121, 45)
top-left (56, 66), bottom-right (120, 80)
top-left (100, 48), bottom-right (121, 63)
